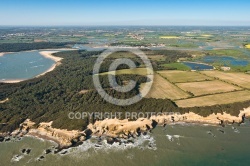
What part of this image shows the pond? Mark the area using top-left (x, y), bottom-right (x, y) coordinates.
top-left (202, 56), bottom-right (249, 66)
top-left (182, 62), bottom-right (214, 70)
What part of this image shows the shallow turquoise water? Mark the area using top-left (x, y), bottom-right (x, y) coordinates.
top-left (1, 121), bottom-right (250, 166)
top-left (0, 51), bottom-right (55, 81)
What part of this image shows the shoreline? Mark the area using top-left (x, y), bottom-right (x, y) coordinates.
top-left (0, 51), bottom-right (63, 83)
top-left (0, 79), bottom-right (25, 83)
top-left (35, 51), bottom-right (63, 78)
top-left (0, 98), bottom-right (9, 104)
top-left (3, 106), bottom-right (249, 150)
top-left (0, 52), bottom-right (14, 57)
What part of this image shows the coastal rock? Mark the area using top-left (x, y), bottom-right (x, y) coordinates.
top-left (14, 119), bottom-right (86, 149)
top-left (37, 156), bottom-right (45, 161)
top-left (87, 107), bottom-right (250, 139)
top-left (150, 107), bottom-right (250, 125)
top-left (7, 106), bottom-right (250, 151)
top-left (87, 118), bottom-right (156, 139)
top-left (45, 149), bottom-right (52, 154)
top-left (21, 148), bottom-right (31, 155)
top-left (4, 137), bottom-right (10, 142)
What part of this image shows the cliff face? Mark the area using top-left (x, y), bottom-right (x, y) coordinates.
top-left (88, 107), bottom-right (250, 138)
top-left (87, 118), bottom-right (157, 139)
top-left (11, 119), bottom-right (86, 148)
top-left (7, 107), bottom-right (250, 149)
top-left (151, 107), bottom-right (250, 125)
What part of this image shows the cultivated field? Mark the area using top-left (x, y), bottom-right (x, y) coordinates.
top-left (159, 36), bottom-right (179, 39)
top-left (201, 71), bottom-right (250, 89)
top-left (142, 74), bottom-right (190, 100)
top-left (99, 68), bottom-right (153, 76)
top-left (107, 51), bottom-right (138, 58)
top-left (158, 70), bottom-right (213, 83)
top-left (176, 80), bottom-right (242, 96)
top-left (201, 34), bottom-right (213, 37)
top-left (99, 68), bottom-right (250, 107)
top-left (147, 54), bottom-right (165, 61)
top-left (175, 90), bottom-right (250, 108)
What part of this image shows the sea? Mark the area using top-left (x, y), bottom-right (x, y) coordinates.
top-left (0, 51), bottom-right (55, 81)
top-left (1, 121), bottom-right (250, 166)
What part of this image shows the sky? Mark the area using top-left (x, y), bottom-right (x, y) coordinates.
top-left (1, 0), bottom-right (250, 26)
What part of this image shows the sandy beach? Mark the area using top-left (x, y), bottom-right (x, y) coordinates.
top-left (0, 98), bottom-right (9, 104)
top-left (0, 52), bottom-right (15, 57)
top-left (39, 51), bottom-right (62, 62)
top-left (35, 51), bottom-right (63, 78)
top-left (0, 51), bottom-right (63, 84)
top-left (0, 79), bottom-right (24, 83)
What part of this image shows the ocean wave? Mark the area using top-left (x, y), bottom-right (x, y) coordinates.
top-left (11, 154), bottom-right (24, 162)
top-left (65, 134), bottom-right (157, 158)
top-left (166, 134), bottom-right (183, 142)
top-left (232, 126), bottom-right (240, 133)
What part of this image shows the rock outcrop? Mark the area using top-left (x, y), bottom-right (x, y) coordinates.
top-left (88, 107), bottom-right (250, 138)
top-left (11, 119), bottom-right (86, 148)
top-left (5, 106), bottom-right (250, 150)
top-left (87, 118), bottom-right (157, 139)
top-left (150, 107), bottom-right (250, 125)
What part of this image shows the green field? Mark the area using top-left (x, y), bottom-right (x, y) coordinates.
top-left (98, 68), bottom-right (153, 76)
top-left (160, 63), bottom-right (191, 71)
top-left (175, 90), bottom-right (250, 108)
top-left (142, 74), bottom-right (190, 100)
top-left (176, 80), bottom-right (242, 96)
top-left (157, 70), bottom-right (213, 83)
top-left (205, 49), bottom-right (247, 58)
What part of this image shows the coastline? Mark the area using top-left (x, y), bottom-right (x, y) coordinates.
top-left (0, 52), bottom-right (14, 57)
top-left (39, 51), bottom-right (62, 62)
top-left (4, 106), bottom-right (250, 150)
top-left (0, 79), bottom-right (25, 83)
top-left (0, 51), bottom-right (63, 83)
top-left (35, 51), bottom-right (63, 78)
top-left (0, 98), bottom-right (9, 104)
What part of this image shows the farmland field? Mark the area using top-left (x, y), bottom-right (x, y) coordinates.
top-left (201, 71), bottom-right (250, 89)
top-left (175, 90), bottom-right (250, 107)
top-left (98, 68), bottom-right (153, 76)
top-left (176, 80), bottom-right (242, 96)
top-left (159, 36), bottom-right (179, 39)
top-left (142, 74), bottom-right (190, 100)
top-left (160, 63), bottom-right (191, 71)
top-left (147, 54), bottom-right (165, 61)
top-left (158, 70), bottom-right (213, 83)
